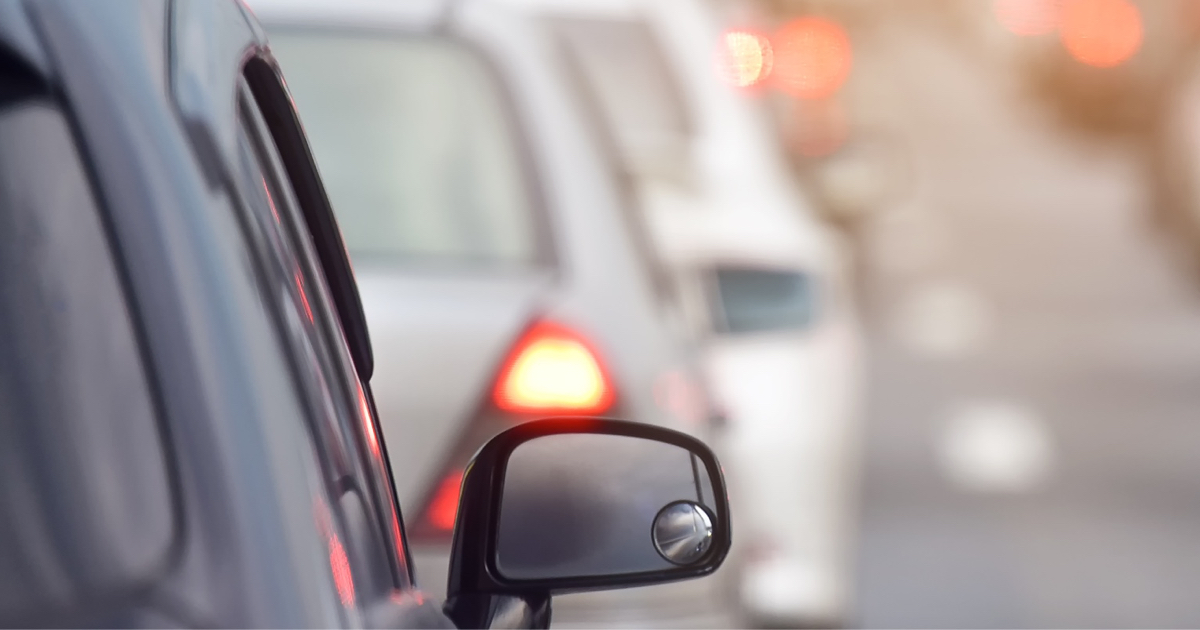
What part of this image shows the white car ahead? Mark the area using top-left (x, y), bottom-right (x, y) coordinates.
top-left (516, 0), bottom-right (868, 625)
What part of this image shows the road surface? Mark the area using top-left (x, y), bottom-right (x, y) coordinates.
top-left (847, 8), bottom-right (1200, 628)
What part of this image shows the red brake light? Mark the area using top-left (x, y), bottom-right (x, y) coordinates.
top-left (493, 321), bottom-right (616, 415)
top-left (426, 470), bottom-right (464, 532)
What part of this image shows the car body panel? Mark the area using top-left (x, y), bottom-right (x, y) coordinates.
top-left (22, 2), bottom-right (336, 625)
top-left (0, 1), bottom-right (440, 625)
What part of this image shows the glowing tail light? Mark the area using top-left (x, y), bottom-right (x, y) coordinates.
top-left (493, 321), bottom-right (615, 415)
top-left (771, 17), bottom-right (853, 101)
top-left (716, 29), bottom-right (774, 89)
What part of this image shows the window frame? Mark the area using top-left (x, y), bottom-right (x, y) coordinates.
top-left (233, 53), bottom-right (414, 592)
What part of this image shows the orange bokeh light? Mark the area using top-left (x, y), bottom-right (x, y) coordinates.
top-left (1060, 0), bottom-right (1142, 68)
top-left (994, 0), bottom-right (1061, 36)
top-left (771, 17), bottom-right (853, 101)
top-left (715, 29), bottom-right (773, 89)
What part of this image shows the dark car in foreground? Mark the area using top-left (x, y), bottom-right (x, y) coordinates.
top-left (0, 0), bottom-right (730, 627)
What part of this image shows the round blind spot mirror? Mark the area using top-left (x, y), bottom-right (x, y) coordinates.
top-left (651, 501), bottom-right (714, 566)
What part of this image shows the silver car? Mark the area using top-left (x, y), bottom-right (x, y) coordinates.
top-left (247, 0), bottom-right (714, 616)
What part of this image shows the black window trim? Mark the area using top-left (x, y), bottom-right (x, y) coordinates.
top-left (239, 50), bottom-right (415, 590)
top-left (241, 53), bottom-right (374, 383)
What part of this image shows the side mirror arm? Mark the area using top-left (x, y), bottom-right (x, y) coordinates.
top-left (444, 593), bottom-right (550, 630)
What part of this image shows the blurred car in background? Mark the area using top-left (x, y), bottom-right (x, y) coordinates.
top-left (517, 0), bottom-right (867, 625)
top-left (248, 0), bottom-right (713, 619)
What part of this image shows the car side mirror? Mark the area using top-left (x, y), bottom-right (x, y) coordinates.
top-left (442, 418), bottom-right (731, 629)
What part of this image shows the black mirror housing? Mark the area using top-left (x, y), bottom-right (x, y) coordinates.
top-left (443, 418), bottom-right (731, 628)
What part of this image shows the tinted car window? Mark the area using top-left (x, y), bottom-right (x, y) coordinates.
top-left (0, 100), bottom-right (173, 620)
top-left (710, 267), bottom-right (816, 335)
top-left (268, 32), bottom-right (540, 269)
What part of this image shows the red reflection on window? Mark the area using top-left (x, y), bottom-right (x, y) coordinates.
top-left (389, 501), bottom-right (407, 568)
top-left (1060, 0), bottom-right (1142, 67)
top-left (261, 177), bottom-right (281, 224)
top-left (771, 17), bottom-right (853, 101)
top-left (355, 380), bottom-right (380, 457)
top-left (293, 270), bottom-right (314, 323)
top-left (391, 590), bottom-right (426, 606)
top-left (313, 498), bottom-right (356, 608)
top-left (328, 534), bottom-right (356, 607)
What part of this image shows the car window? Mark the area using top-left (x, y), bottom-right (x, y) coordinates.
top-left (709, 267), bottom-right (816, 335)
top-left (232, 71), bottom-right (408, 603)
top-left (0, 92), bottom-right (174, 621)
top-left (550, 16), bottom-right (693, 166)
top-left (267, 31), bottom-right (544, 270)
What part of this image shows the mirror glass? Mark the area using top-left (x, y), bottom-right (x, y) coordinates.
top-left (495, 433), bottom-right (718, 581)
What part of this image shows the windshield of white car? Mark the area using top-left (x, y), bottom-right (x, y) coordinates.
top-left (267, 31), bottom-right (543, 269)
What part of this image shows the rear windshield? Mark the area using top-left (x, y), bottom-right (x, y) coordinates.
top-left (551, 16), bottom-right (693, 165)
top-left (710, 267), bottom-right (816, 335)
top-left (267, 31), bottom-right (541, 268)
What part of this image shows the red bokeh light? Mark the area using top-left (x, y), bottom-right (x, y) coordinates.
top-left (1060, 0), bottom-right (1143, 68)
top-left (771, 17), bottom-right (853, 101)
